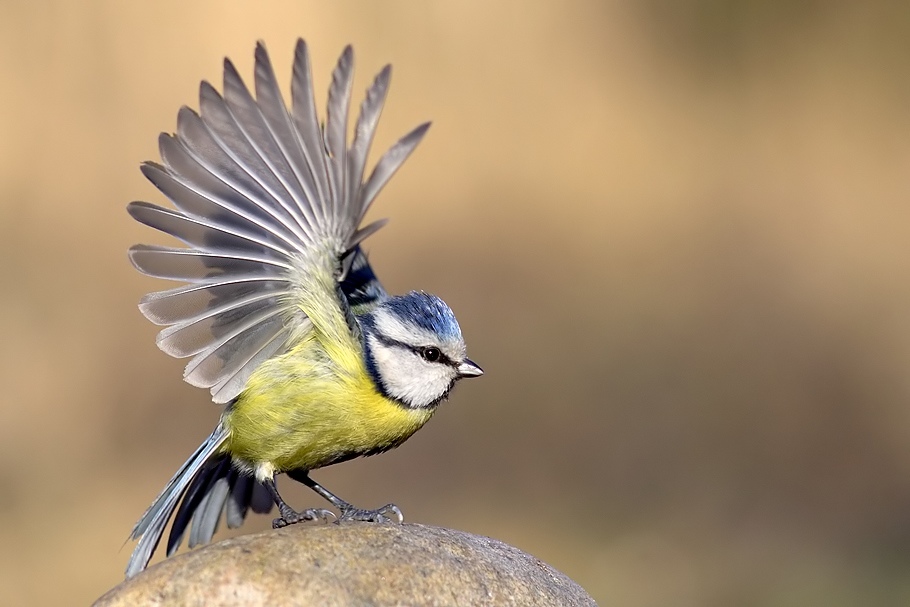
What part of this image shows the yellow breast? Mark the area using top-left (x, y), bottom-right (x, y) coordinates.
top-left (222, 335), bottom-right (435, 472)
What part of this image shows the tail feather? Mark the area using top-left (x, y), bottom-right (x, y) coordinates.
top-left (224, 473), bottom-right (252, 529)
top-left (164, 455), bottom-right (227, 556)
top-left (189, 462), bottom-right (231, 548)
top-left (125, 426), bottom-right (273, 578)
top-left (164, 458), bottom-right (274, 556)
top-left (224, 468), bottom-right (273, 529)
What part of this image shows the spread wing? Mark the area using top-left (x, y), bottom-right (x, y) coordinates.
top-left (128, 40), bottom-right (427, 404)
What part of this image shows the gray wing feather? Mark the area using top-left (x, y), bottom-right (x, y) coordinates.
top-left (128, 201), bottom-right (294, 258)
top-left (131, 39), bottom-right (428, 404)
top-left (347, 65), bottom-right (390, 227)
top-left (207, 325), bottom-right (290, 402)
top-left (358, 122), bottom-right (431, 226)
top-left (324, 45), bottom-right (354, 228)
top-left (137, 276), bottom-right (288, 326)
top-left (349, 219), bottom-right (390, 252)
top-left (154, 293), bottom-right (281, 357)
top-left (252, 43), bottom-right (323, 234)
top-left (290, 39), bottom-right (332, 222)
top-left (129, 245), bottom-right (291, 283)
top-left (139, 162), bottom-right (294, 251)
top-left (181, 312), bottom-right (290, 390)
top-left (174, 108), bottom-right (306, 245)
top-left (216, 63), bottom-right (316, 239)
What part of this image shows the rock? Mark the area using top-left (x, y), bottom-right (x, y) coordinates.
top-left (95, 522), bottom-right (596, 606)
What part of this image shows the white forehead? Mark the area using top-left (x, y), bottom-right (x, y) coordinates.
top-left (372, 307), bottom-right (466, 360)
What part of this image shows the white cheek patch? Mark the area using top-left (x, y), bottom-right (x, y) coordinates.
top-left (368, 335), bottom-right (455, 408)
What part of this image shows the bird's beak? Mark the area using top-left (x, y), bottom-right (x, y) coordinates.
top-left (457, 358), bottom-right (484, 378)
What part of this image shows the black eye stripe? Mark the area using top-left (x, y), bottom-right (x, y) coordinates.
top-left (370, 332), bottom-right (456, 367)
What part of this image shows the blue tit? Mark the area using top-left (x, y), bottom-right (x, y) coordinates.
top-left (124, 39), bottom-right (483, 578)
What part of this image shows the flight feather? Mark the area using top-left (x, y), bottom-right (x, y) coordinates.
top-left (129, 39), bottom-right (430, 403)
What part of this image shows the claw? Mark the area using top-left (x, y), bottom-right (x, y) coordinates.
top-left (309, 508), bottom-right (337, 523)
top-left (378, 503), bottom-right (404, 524)
top-left (338, 502), bottom-right (404, 523)
top-left (272, 507), bottom-right (337, 529)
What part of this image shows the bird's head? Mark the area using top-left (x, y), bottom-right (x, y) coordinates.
top-left (361, 291), bottom-right (483, 409)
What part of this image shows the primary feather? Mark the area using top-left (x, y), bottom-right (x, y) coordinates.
top-left (129, 39), bottom-right (430, 404)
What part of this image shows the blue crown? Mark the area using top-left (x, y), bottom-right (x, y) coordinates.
top-left (384, 291), bottom-right (463, 341)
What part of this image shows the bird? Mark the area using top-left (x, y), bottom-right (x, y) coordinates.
top-left (124, 39), bottom-right (483, 578)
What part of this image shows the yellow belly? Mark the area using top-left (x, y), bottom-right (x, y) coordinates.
top-left (222, 338), bottom-right (434, 472)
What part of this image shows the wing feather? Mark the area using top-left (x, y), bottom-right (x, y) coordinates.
top-left (358, 122), bottom-right (431, 227)
top-left (252, 43), bottom-right (323, 234)
top-left (157, 134), bottom-right (301, 250)
top-left (325, 45), bottom-right (354, 229)
top-left (173, 109), bottom-right (305, 245)
top-left (128, 201), bottom-right (294, 259)
top-left (129, 245), bottom-right (290, 283)
top-left (182, 313), bottom-right (291, 393)
top-left (140, 162), bottom-right (293, 248)
top-left (290, 39), bottom-right (332, 225)
top-left (155, 293), bottom-right (282, 357)
top-left (138, 276), bottom-right (288, 326)
top-left (208, 327), bottom-right (290, 403)
top-left (217, 61), bottom-right (316, 239)
top-left (130, 39), bottom-right (429, 403)
top-left (347, 66), bottom-right (390, 228)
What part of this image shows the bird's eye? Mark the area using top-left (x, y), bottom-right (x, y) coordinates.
top-left (420, 347), bottom-right (442, 362)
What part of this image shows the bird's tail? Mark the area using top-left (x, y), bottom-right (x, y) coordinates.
top-left (125, 425), bottom-right (273, 578)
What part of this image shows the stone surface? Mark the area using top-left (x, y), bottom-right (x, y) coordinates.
top-left (95, 522), bottom-right (596, 606)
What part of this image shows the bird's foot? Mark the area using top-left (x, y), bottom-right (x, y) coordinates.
top-left (272, 507), bottom-right (336, 529)
top-left (337, 503), bottom-right (404, 524)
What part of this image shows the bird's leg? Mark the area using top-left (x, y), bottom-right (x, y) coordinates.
top-left (287, 469), bottom-right (404, 523)
top-left (263, 473), bottom-right (336, 529)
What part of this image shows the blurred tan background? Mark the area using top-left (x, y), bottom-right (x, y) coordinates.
top-left (2, 1), bottom-right (910, 605)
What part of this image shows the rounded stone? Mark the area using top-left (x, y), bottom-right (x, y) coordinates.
top-left (95, 523), bottom-right (595, 606)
